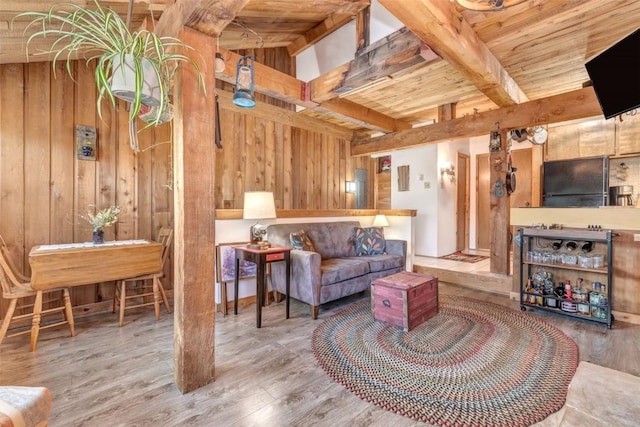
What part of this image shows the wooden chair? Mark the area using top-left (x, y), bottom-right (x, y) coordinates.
top-left (0, 237), bottom-right (75, 352)
top-left (113, 228), bottom-right (173, 326)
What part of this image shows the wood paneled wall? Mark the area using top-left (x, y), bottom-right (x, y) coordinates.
top-left (214, 104), bottom-right (374, 210)
top-left (0, 61), bottom-right (173, 312)
top-left (0, 47), bottom-right (375, 316)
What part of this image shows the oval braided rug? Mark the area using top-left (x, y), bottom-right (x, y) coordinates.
top-left (312, 295), bottom-right (578, 426)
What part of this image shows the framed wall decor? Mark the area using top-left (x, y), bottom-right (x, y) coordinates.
top-left (398, 165), bottom-right (410, 191)
top-left (215, 242), bottom-right (257, 283)
top-left (378, 156), bottom-right (391, 173)
top-left (76, 124), bottom-right (97, 160)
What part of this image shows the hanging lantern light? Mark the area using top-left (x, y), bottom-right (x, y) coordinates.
top-left (232, 55), bottom-right (256, 108)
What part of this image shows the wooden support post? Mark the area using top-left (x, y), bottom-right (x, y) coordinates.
top-left (355, 6), bottom-right (370, 54)
top-left (489, 129), bottom-right (510, 275)
top-left (173, 28), bottom-right (217, 393)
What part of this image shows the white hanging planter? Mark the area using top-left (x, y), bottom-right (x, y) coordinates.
top-left (110, 54), bottom-right (161, 106)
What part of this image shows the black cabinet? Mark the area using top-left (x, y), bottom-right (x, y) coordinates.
top-left (518, 227), bottom-right (613, 329)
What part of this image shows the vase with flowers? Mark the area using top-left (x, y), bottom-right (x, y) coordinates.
top-left (83, 205), bottom-right (121, 244)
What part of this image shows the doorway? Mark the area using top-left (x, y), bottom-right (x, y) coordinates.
top-left (456, 152), bottom-right (470, 252)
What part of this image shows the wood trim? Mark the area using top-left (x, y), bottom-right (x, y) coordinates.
top-left (217, 90), bottom-right (354, 140)
top-left (352, 87), bottom-right (602, 157)
top-left (215, 209), bottom-right (418, 220)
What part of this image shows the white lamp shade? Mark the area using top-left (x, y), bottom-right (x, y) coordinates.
top-left (243, 191), bottom-right (276, 220)
top-left (372, 214), bottom-right (389, 227)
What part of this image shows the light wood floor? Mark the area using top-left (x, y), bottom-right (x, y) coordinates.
top-left (1, 282), bottom-right (639, 427)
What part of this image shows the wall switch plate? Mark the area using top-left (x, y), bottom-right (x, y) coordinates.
top-left (424, 182), bottom-right (431, 189)
top-left (634, 234), bottom-right (640, 242)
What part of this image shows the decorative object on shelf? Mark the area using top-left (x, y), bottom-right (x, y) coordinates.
top-left (82, 205), bottom-right (121, 244)
top-left (232, 55), bottom-right (256, 108)
top-left (243, 191), bottom-right (276, 249)
top-left (17, 1), bottom-right (205, 150)
top-left (75, 125), bottom-right (97, 161)
top-left (454, 0), bottom-right (527, 11)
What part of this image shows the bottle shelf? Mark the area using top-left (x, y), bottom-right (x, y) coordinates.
top-left (519, 227), bottom-right (613, 329)
top-left (522, 261), bottom-right (608, 274)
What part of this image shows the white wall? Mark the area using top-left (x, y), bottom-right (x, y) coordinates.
top-left (296, 0), bottom-right (404, 82)
top-left (391, 145), bottom-right (438, 256)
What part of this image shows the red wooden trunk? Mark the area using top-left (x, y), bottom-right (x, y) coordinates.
top-left (371, 272), bottom-right (438, 332)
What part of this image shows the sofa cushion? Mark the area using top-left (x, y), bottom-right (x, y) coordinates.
top-left (289, 230), bottom-right (316, 252)
top-left (266, 221), bottom-right (359, 259)
top-left (353, 227), bottom-right (386, 255)
top-left (320, 258), bottom-right (370, 286)
top-left (343, 254), bottom-right (404, 272)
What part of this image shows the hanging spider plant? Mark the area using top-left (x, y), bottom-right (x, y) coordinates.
top-left (17, 0), bottom-right (205, 133)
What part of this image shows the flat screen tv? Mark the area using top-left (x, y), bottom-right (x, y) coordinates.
top-left (585, 28), bottom-right (640, 119)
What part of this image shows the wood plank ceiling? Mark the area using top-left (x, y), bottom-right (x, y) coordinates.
top-left (1, 0), bottom-right (639, 142)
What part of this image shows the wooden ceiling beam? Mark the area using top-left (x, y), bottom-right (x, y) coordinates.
top-left (316, 98), bottom-right (412, 133)
top-left (217, 47), bottom-right (314, 106)
top-left (310, 27), bottom-right (440, 104)
top-left (378, 0), bottom-right (528, 107)
top-left (155, 0), bottom-right (249, 39)
top-left (217, 47), bottom-right (412, 132)
top-left (351, 86), bottom-right (602, 156)
top-left (287, 13), bottom-right (356, 57)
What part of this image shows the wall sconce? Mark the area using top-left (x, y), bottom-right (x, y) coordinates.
top-left (345, 181), bottom-right (357, 193)
top-left (243, 191), bottom-right (276, 249)
top-left (232, 55), bottom-right (256, 109)
top-left (440, 162), bottom-right (456, 187)
top-left (215, 53), bottom-right (226, 73)
top-left (372, 214), bottom-right (389, 227)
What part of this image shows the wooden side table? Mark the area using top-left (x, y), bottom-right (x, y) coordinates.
top-left (233, 245), bottom-right (291, 328)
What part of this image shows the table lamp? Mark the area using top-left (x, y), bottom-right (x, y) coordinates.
top-left (372, 214), bottom-right (389, 228)
top-left (243, 191), bottom-right (276, 249)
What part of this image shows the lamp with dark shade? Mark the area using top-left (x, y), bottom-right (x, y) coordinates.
top-left (243, 191), bottom-right (276, 249)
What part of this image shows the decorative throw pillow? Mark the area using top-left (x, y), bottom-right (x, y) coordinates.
top-left (353, 227), bottom-right (386, 256)
top-left (290, 230), bottom-right (317, 252)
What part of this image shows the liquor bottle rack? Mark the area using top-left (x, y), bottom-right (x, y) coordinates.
top-left (518, 227), bottom-right (614, 329)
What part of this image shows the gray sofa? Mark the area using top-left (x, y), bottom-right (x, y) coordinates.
top-left (266, 221), bottom-right (407, 319)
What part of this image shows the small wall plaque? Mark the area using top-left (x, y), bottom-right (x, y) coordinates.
top-left (76, 125), bottom-right (97, 161)
top-left (398, 165), bottom-right (410, 191)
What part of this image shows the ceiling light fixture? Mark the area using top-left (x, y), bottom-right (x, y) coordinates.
top-left (453, 0), bottom-right (527, 11)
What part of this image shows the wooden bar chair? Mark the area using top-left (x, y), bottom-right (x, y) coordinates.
top-left (113, 228), bottom-right (173, 326)
top-left (0, 238), bottom-right (75, 352)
